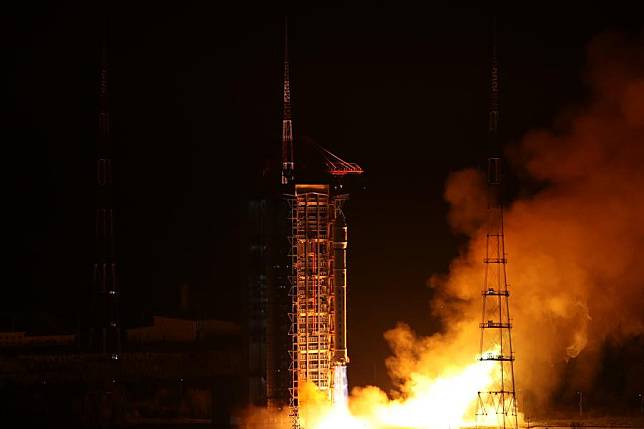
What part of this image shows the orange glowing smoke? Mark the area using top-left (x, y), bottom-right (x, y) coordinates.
top-left (240, 334), bottom-right (512, 429)
top-left (434, 32), bottom-right (644, 411)
top-left (297, 347), bottom-right (506, 429)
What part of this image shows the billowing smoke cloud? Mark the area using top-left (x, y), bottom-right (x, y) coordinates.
top-left (396, 31), bottom-right (644, 412)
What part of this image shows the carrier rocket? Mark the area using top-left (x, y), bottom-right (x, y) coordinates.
top-left (333, 210), bottom-right (349, 366)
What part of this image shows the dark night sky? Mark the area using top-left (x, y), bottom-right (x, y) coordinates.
top-left (5, 3), bottom-right (643, 391)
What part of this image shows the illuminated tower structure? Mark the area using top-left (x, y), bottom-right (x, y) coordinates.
top-left (281, 20), bottom-right (363, 429)
top-left (475, 28), bottom-right (518, 429)
top-left (92, 45), bottom-right (121, 359)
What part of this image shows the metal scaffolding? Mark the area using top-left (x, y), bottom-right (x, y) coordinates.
top-left (278, 19), bottom-right (362, 428)
top-left (288, 185), bottom-right (333, 428)
top-left (287, 185), bottom-right (351, 428)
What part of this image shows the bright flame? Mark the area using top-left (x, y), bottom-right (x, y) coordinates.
top-left (298, 348), bottom-right (516, 429)
top-left (334, 364), bottom-right (349, 405)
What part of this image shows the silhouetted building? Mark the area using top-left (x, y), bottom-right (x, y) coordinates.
top-left (0, 316), bottom-right (243, 427)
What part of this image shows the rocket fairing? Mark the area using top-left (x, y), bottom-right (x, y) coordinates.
top-left (333, 210), bottom-right (349, 365)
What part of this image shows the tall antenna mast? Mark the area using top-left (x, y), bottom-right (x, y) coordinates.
top-left (94, 38), bottom-right (121, 359)
top-left (281, 17), bottom-right (295, 185)
top-left (476, 17), bottom-right (519, 429)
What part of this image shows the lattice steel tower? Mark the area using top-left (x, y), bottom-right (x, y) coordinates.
top-left (92, 43), bottom-right (121, 359)
top-left (475, 28), bottom-right (518, 429)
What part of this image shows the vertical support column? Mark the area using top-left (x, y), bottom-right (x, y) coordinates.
top-left (287, 194), bottom-right (299, 429)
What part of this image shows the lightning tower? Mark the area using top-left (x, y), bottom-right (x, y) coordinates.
top-left (92, 42), bottom-right (121, 359)
top-left (475, 22), bottom-right (519, 429)
top-left (281, 20), bottom-right (295, 186)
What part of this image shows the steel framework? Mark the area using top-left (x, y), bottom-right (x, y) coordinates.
top-left (288, 185), bottom-right (333, 428)
top-left (319, 146), bottom-right (364, 177)
top-left (279, 19), bottom-right (362, 428)
top-left (287, 185), bottom-right (352, 428)
top-left (475, 31), bottom-right (518, 429)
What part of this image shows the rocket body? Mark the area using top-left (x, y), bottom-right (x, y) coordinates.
top-left (333, 212), bottom-right (349, 365)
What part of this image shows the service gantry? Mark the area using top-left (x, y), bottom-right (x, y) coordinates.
top-left (475, 27), bottom-right (519, 429)
top-left (280, 20), bottom-right (362, 429)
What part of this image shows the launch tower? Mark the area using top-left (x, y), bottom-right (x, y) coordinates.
top-left (279, 20), bottom-right (363, 429)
